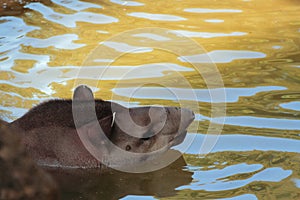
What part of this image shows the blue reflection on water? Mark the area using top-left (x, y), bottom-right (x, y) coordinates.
top-left (178, 163), bottom-right (292, 191)
top-left (110, 0), bottom-right (144, 6)
top-left (293, 179), bottom-right (300, 188)
top-left (196, 114), bottom-right (300, 130)
top-left (113, 86), bottom-right (286, 103)
top-left (219, 194), bottom-right (258, 200)
top-left (51, 0), bottom-right (102, 11)
top-left (133, 33), bottom-right (171, 41)
top-left (120, 195), bottom-right (158, 200)
top-left (174, 133), bottom-right (300, 154)
top-left (179, 50), bottom-right (266, 63)
top-left (24, 34), bottom-right (85, 49)
top-left (101, 41), bottom-right (153, 53)
top-left (25, 3), bottom-right (118, 28)
top-left (280, 101), bottom-right (300, 111)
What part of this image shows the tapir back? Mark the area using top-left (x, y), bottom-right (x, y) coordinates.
top-left (12, 99), bottom-right (115, 131)
top-left (24, 125), bottom-right (101, 168)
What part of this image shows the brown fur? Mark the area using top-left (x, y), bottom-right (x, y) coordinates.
top-left (12, 99), bottom-right (115, 131)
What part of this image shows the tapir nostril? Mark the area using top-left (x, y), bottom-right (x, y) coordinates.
top-left (191, 111), bottom-right (195, 119)
top-left (181, 108), bottom-right (195, 121)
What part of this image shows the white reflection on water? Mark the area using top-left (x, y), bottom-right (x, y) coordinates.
top-left (184, 8), bottom-right (242, 13)
top-left (127, 12), bottom-right (186, 21)
top-left (51, 0), bottom-right (102, 11)
top-left (24, 34), bottom-right (85, 49)
top-left (179, 50), bottom-right (266, 63)
top-left (174, 133), bottom-right (300, 154)
top-left (1, 63), bottom-right (193, 95)
top-left (133, 33), bottom-right (171, 41)
top-left (25, 3), bottom-right (118, 28)
top-left (178, 163), bottom-right (292, 191)
top-left (170, 30), bottom-right (246, 38)
top-left (101, 41), bottom-right (153, 53)
top-left (112, 86), bottom-right (286, 103)
top-left (63, 63), bottom-right (192, 79)
top-left (110, 0), bottom-right (144, 6)
top-left (0, 17), bottom-right (39, 66)
top-left (2, 52), bottom-right (50, 70)
top-left (0, 17), bottom-right (38, 43)
top-left (204, 19), bottom-right (224, 23)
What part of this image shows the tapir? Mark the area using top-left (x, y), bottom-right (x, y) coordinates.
top-left (11, 85), bottom-right (195, 169)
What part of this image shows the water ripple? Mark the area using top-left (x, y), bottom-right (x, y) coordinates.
top-left (178, 164), bottom-right (292, 191)
top-left (293, 179), bottom-right (300, 188)
top-left (204, 19), bottom-right (224, 23)
top-left (174, 133), bottom-right (300, 154)
top-left (184, 8), bottom-right (242, 13)
top-left (280, 101), bottom-right (300, 111)
top-left (2, 52), bottom-right (50, 70)
top-left (0, 1), bottom-right (299, 198)
top-left (127, 12), bottom-right (186, 21)
top-left (26, 3), bottom-right (118, 28)
top-left (2, 63), bottom-right (193, 95)
top-left (120, 195), bottom-right (157, 200)
top-left (101, 41), bottom-right (153, 53)
top-left (24, 34), bottom-right (85, 49)
top-left (133, 33), bottom-right (171, 41)
top-left (179, 50), bottom-right (266, 63)
top-left (170, 30), bottom-right (247, 38)
top-left (110, 0), bottom-right (144, 6)
top-left (52, 0), bottom-right (102, 11)
top-left (196, 114), bottom-right (300, 130)
top-left (113, 86), bottom-right (286, 103)
top-left (219, 194), bottom-right (258, 200)
top-left (0, 16), bottom-right (38, 53)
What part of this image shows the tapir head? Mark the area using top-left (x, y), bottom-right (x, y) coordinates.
top-left (110, 106), bottom-right (194, 152)
top-left (73, 85), bottom-right (194, 168)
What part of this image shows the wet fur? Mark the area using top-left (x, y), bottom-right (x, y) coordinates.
top-left (12, 99), bottom-right (114, 131)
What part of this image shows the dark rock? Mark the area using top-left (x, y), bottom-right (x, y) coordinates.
top-left (0, 119), bottom-right (58, 200)
top-left (0, 0), bottom-right (51, 16)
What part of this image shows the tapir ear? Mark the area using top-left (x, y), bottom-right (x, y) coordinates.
top-left (78, 115), bottom-right (114, 139)
top-left (73, 85), bottom-right (94, 101)
top-left (98, 114), bottom-right (114, 138)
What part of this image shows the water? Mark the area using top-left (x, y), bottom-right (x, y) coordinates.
top-left (1, 0), bottom-right (300, 199)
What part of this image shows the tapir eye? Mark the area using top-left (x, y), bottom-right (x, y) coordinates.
top-left (126, 145), bottom-right (131, 151)
top-left (141, 131), bottom-right (153, 141)
top-left (141, 137), bottom-right (151, 141)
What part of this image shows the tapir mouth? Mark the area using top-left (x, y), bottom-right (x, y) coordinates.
top-left (171, 130), bottom-right (188, 147)
top-left (169, 108), bottom-right (194, 147)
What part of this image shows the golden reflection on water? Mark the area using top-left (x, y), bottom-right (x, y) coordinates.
top-left (0, 0), bottom-right (300, 199)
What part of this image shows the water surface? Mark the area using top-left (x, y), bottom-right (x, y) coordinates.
top-left (0, 0), bottom-right (300, 199)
